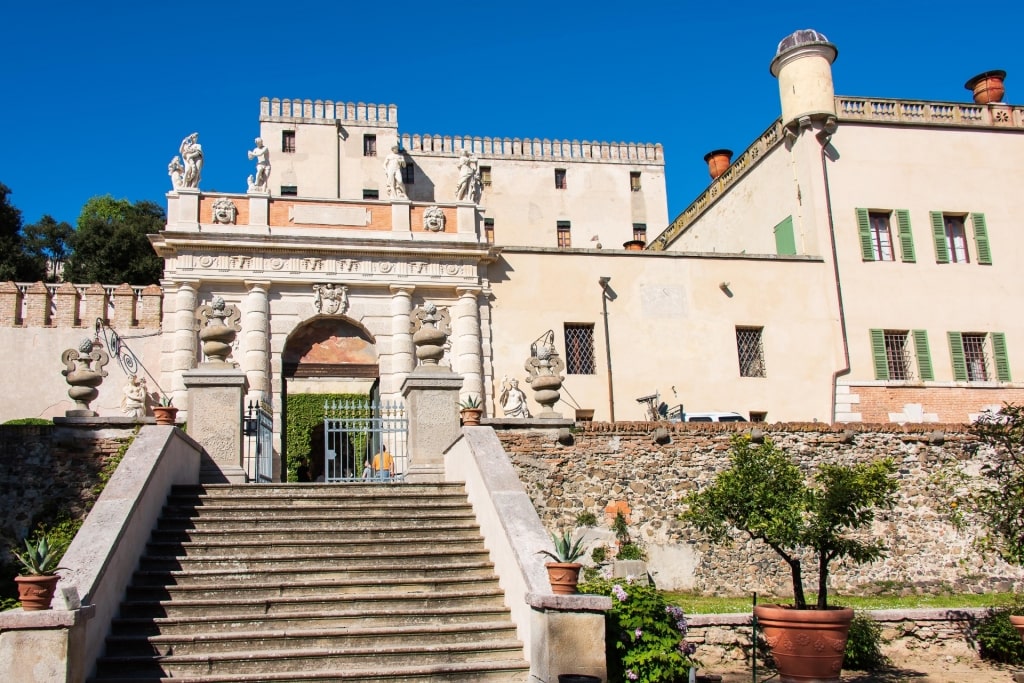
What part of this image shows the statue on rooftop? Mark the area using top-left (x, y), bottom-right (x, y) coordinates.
top-left (455, 149), bottom-right (480, 202)
top-left (383, 145), bottom-right (408, 199)
top-left (179, 132), bottom-right (203, 188)
top-left (247, 137), bottom-right (271, 193)
top-left (168, 156), bottom-right (184, 190)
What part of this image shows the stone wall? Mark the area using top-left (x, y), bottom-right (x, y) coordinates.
top-left (496, 422), bottom-right (1024, 595)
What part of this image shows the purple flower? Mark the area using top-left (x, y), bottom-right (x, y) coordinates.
top-left (676, 619), bottom-right (688, 634)
top-left (678, 640), bottom-right (697, 656)
top-left (626, 670), bottom-right (639, 681)
top-left (612, 584), bottom-right (628, 601)
top-left (634, 628), bottom-right (643, 639)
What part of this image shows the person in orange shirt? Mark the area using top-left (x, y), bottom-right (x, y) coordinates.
top-left (372, 444), bottom-right (394, 480)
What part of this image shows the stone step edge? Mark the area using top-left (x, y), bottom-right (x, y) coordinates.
top-left (128, 576), bottom-right (499, 591)
top-left (121, 587), bottom-right (506, 609)
top-left (111, 604), bottom-right (515, 626)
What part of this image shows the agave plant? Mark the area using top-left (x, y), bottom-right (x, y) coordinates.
top-left (458, 395), bottom-right (482, 409)
top-left (538, 530), bottom-right (586, 564)
top-left (13, 535), bottom-right (65, 576)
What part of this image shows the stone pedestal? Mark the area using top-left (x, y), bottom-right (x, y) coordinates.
top-left (528, 596), bottom-right (609, 683)
top-left (391, 199), bottom-right (411, 234)
top-left (183, 366), bottom-right (248, 483)
top-left (401, 370), bottom-right (463, 482)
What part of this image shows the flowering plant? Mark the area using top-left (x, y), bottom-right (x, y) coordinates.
top-left (579, 577), bottom-right (698, 682)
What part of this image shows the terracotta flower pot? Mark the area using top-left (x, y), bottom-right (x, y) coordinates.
top-left (965, 70), bottom-right (1006, 104)
top-left (753, 604), bottom-right (853, 682)
top-left (460, 408), bottom-right (482, 426)
top-left (15, 574), bottom-right (60, 611)
top-left (153, 406), bottom-right (178, 426)
top-left (622, 240), bottom-right (646, 251)
top-left (704, 149), bottom-right (734, 180)
top-left (545, 562), bottom-right (582, 594)
top-left (1010, 614), bottom-right (1024, 645)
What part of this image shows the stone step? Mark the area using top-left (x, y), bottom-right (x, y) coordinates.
top-left (137, 548), bottom-right (493, 572)
top-left (151, 519), bottom-right (481, 539)
top-left (103, 621), bottom-right (520, 656)
top-left (174, 483), bottom-right (469, 497)
top-left (159, 506), bottom-right (476, 522)
top-left (117, 587), bottom-right (509, 618)
top-left (145, 535), bottom-right (485, 557)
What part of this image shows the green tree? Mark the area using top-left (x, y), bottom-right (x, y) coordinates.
top-left (968, 404), bottom-right (1024, 565)
top-left (63, 196), bottom-right (164, 285)
top-left (22, 215), bottom-right (74, 282)
top-left (0, 182), bottom-right (38, 282)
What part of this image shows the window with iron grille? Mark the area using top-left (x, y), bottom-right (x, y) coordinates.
top-left (633, 223), bottom-right (647, 244)
top-left (401, 163), bottom-right (415, 184)
top-left (557, 221), bottom-right (571, 248)
top-left (480, 166), bottom-right (492, 186)
top-left (883, 331), bottom-right (913, 380)
top-left (554, 168), bottom-right (567, 190)
top-left (962, 333), bottom-right (989, 381)
top-left (735, 327), bottom-right (766, 377)
top-left (282, 130), bottom-right (296, 153)
top-left (630, 172), bottom-right (641, 192)
top-left (362, 189), bottom-right (379, 200)
top-left (363, 135), bottom-right (377, 156)
top-left (484, 219), bottom-right (495, 245)
top-left (564, 324), bottom-right (596, 374)
top-left (280, 185), bottom-right (298, 196)
top-left (949, 331), bottom-right (1010, 382)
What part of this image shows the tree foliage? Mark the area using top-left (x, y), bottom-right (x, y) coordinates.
top-left (967, 404), bottom-right (1024, 565)
top-left (22, 215), bottom-right (74, 282)
top-left (63, 196), bottom-right (164, 285)
top-left (0, 182), bottom-right (40, 282)
top-left (680, 435), bottom-right (898, 609)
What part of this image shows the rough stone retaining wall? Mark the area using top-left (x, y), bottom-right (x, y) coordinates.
top-left (496, 422), bottom-right (1024, 595)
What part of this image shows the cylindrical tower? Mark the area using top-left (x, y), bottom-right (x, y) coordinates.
top-left (770, 29), bottom-right (839, 128)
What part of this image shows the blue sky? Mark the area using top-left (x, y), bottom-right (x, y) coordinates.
top-left (2, 1), bottom-right (1021, 228)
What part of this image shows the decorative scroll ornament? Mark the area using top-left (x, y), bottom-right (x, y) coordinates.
top-left (60, 338), bottom-right (110, 416)
top-left (524, 330), bottom-right (565, 418)
top-left (410, 302), bottom-right (451, 367)
top-left (195, 296), bottom-right (242, 364)
top-left (423, 206), bottom-right (446, 232)
top-left (313, 283), bottom-right (349, 315)
top-left (211, 198), bottom-right (238, 224)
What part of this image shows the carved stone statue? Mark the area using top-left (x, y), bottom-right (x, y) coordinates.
top-left (168, 156), bottom-right (185, 190)
top-left (410, 302), bottom-right (451, 368)
top-left (313, 283), bottom-right (349, 315)
top-left (499, 375), bottom-right (531, 418)
top-left (455, 150), bottom-right (480, 202)
top-left (121, 374), bottom-right (149, 419)
top-left (60, 338), bottom-right (110, 416)
top-left (524, 331), bottom-right (565, 418)
top-left (211, 198), bottom-right (238, 224)
top-left (423, 206), bottom-right (446, 232)
top-left (179, 132), bottom-right (204, 188)
top-left (247, 137), bottom-right (271, 193)
top-left (195, 296), bottom-right (241, 364)
top-left (383, 146), bottom-right (407, 199)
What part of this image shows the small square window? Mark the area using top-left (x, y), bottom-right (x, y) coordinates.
top-left (363, 135), bottom-right (377, 157)
top-left (557, 221), bottom-right (571, 248)
top-left (564, 324), bottom-right (596, 374)
top-left (749, 411), bottom-right (767, 423)
top-left (484, 218), bottom-right (495, 245)
top-left (554, 168), bottom-right (567, 190)
top-left (401, 164), bottom-right (415, 184)
top-left (280, 185), bottom-right (298, 196)
top-left (630, 172), bottom-right (641, 192)
top-left (633, 223), bottom-right (647, 244)
top-left (363, 189), bottom-right (379, 200)
top-left (480, 166), bottom-right (492, 186)
top-left (736, 326), bottom-right (766, 377)
top-left (282, 130), bottom-right (296, 153)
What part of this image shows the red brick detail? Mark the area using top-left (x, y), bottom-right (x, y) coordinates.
top-left (138, 285), bottom-right (164, 328)
top-left (53, 282), bottom-right (80, 328)
top-left (112, 283), bottom-right (136, 328)
top-left (852, 385), bottom-right (1024, 423)
top-left (604, 500), bottom-right (632, 523)
top-left (24, 282), bottom-right (49, 327)
top-left (82, 284), bottom-right (107, 326)
top-left (0, 281), bottom-right (20, 327)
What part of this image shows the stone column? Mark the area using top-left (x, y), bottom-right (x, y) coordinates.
top-left (243, 280), bottom-right (271, 399)
top-left (171, 280), bottom-right (199, 407)
top-left (454, 287), bottom-right (484, 404)
top-left (389, 285), bottom-right (415, 394)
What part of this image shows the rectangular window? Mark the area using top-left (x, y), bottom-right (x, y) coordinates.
top-left (480, 166), bottom-right (492, 186)
top-left (869, 212), bottom-right (894, 261)
top-left (962, 333), bottom-right (989, 380)
top-left (282, 130), bottom-right (296, 153)
top-left (735, 327), bottom-right (766, 378)
top-left (484, 218), bottom-right (495, 245)
top-left (362, 189), bottom-right (379, 200)
top-left (557, 221), bottom-right (571, 248)
top-left (630, 172), bottom-right (642, 192)
top-left (857, 208), bottom-right (915, 262)
top-left (280, 185), bottom-right (298, 196)
top-left (749, 411), bottom-right (767, 423)
top-left (931, 211), bottom-right (992, 264)
top-left (870, 329), bottom-right (933, 381)
top-left (363, 134), bottom-right (377, 157)
top-left (883, 331), bottom-right (913, 380)
top-left (401, 163), bottom-right (415, 184)
top-left (949, 331), bottom-right (1011, 382)
top-left (773, 216), bottom-right (796, 256)
top-left (554, 168), bottom-right (567, 190)
top-left (945, 215), bottom-right (970, 263)
top-left (564, 324), bottom-right (596, 375)
top-left (633, 223), bottom-right (647, 244)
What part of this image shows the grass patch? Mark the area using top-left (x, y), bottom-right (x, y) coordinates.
top-left (663, 591), bottom-right (1022, 613)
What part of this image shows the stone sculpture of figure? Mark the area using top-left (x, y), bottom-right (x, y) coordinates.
top-left (179, 132), bottom-right (204, 188)
top-left (423, 206), bottom-right (445, 232)
top-left (455, 149), bottom-right (480, 202)
top-left (168, 156), bottom-right (185, 190)
top-left (312, 283), bottom-right (349, 315)
top-left (247, 137), bottom-right (271, 192)
top-left (121, 374), bottom-right (148, 419)
top-left (211, 197), bottom-right (238, 224)
top-left (499, 375), bottom-right (531, 418)
top-left (383, 146), bottom-right (407, 199)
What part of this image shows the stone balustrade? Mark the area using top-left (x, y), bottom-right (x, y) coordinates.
top-left (0, 282), bottom-right (163, 329)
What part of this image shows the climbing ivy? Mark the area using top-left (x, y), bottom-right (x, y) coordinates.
top-left (285, 393), bottom-right (369, 482)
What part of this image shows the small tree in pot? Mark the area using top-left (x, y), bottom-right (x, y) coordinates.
top-left (680, 434), bottom-right (898, 681)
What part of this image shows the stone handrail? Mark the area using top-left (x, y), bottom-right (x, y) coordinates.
top-left (401, 133), bottom-right (664, 164)
top-left (0, 281), bottom-right (163, 329)
top-left (260, 97), bottom-right (397, 127)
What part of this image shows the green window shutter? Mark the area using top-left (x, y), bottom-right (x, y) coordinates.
top-left (870, 329), bottom-right (889, 380)
top-left (930, 211), bottom-right (950, 263)
top-left (856, 209), bottom-right (874, 261)
top-left (972, 213), bottom-right (992, 265)
top-left (948, 332), bottom-right (967, 381)
top-left (896, 209), bottom-right (916, 262)
top-left (774, 216), bottom-right (796, 256)
top-left (992, 332), bottom-right (1011, 381)
top-left (912, 330), bottom-right (933, 381)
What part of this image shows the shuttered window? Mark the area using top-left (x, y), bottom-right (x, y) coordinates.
top-left (871, 329), bottom-right (932, 381)
top-left (774, 216), bottom-right (796, 256)
top-left (948, 331), bottom-right (1011, 382)
top-left (913, 329), bottom-right (933, 381)
top-left (895, 210), bottom-right (916, 262)
top-left (972, 213), bottom-right (992, 265)
top-left (932, 211), bottom-right (993, 264)
top-left (931, 211), bottom-right (950, 263)
top-left (857, 209), bottom-right (913, 262)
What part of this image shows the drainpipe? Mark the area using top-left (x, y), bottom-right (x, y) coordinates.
top-left (818, 125), bottom-right (850, 424)
top-left (599, 277), bottom-right (615, 422)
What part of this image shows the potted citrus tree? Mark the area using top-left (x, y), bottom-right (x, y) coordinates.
top-left (12, 534), bottom-right (65, 611)
top-left (538, 530), bottom-right (586, 594)
top-left (680, 434), bottom-right (898, 682)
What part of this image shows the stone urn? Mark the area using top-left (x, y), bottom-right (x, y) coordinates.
top-left (411, 302), bottom-right (450, 368)
top-left (1010, 614), bottom-right (1024, 645)
top-left (965, 70), bottom-right (1006, 104)
top-left (524, 333), bottom-right (565, 418)
top-left (196, 296), bottom-right (241, 364)
top-left (60, 338), bottom-right (110, 416)
top-left (704, 149), bottom-right (734, 180)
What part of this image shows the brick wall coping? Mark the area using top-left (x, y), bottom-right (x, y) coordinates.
top-left (573, 421), bottom-right (973, 435)
top-left (0, 605), bottom-right (95, 630)
top-left (685, 606), bottom-right (990, 627)
top-left (527, 592), bottom-right (613, 612)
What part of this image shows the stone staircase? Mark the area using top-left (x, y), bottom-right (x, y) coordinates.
top-left (88, 483), bottom-right (530, 682)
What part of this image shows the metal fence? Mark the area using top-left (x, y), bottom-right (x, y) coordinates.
top-left (323, 397), bottom-right (408, 483)
top-left (244, 398), bottom-right (274, 483)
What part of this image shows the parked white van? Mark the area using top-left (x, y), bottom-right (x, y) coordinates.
top-left (677, 411), bottom-right (747, 423)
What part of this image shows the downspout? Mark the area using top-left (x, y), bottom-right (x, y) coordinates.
top-left (818, 126), bottom-right (850, 424)
top-left (599, 277), bottom-right (615, 422)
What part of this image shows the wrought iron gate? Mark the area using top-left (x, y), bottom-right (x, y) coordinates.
top-left (244, 398), bottom-right (274, 483)
top-left (323, 397), bottom-right (408, 483)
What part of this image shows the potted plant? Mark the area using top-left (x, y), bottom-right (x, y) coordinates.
top-left (538, 529), bottom-right (586, 594)
top-left (153, 395), bottom-right (178, 426)
top-left (12, 534), bottom-right (65, 611)
top-left (680, 434), bottom-right (898, 682)
top-left (459, 395), bottom-right (483, 426)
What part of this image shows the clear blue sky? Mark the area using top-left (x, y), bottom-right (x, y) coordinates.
top-left (2, 1), bottom-right (1021, 228)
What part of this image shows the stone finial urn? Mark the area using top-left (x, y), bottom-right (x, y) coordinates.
top-left (60, 338), bottom-right (110, 416)
top-left (195, 296), bottom-right (241, 364)
top-left (410, 302), bottom-right (451, 369)
top-left (524, 332), bottom-right (565, 418)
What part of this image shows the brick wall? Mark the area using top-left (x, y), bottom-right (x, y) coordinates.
top-left (847, 385), bottom-right (1024, 423)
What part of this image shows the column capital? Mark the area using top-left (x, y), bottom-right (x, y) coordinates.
top-left (166, 279), bottom-right (201, 292)
top-left (390, 284), bottom-right (416, 296)
top-left (456, 286), bottom-right (482, 298)
top-left (244, 280), bottom-right (272, 292)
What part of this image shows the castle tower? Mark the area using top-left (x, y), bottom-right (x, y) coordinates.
top-left (770, 29), bottom-right (839, 129)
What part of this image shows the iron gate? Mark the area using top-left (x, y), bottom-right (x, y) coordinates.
top-left (323, 397), bottom-right (408, 483)
top-left (244, 397), bottom-right (274, 483)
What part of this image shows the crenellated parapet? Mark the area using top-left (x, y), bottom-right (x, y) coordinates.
top-left (400, 133), bottom-right (663, 165)
top-left (0, 282), bottom-right (163, 329)
top-left (260, 97), bottom-right (397, 128)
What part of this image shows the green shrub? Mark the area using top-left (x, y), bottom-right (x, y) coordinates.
top-left (843, 611), bottom-right (888, 671)
top-left (976, 603), bottom-right (1024, 665)
top-left (618, 542), bottom-right (645, 561)
top-left (285, 393), bottom-right (368, 481)
top-left (580, 577), bottom-right (698, 682)
top-left (612, 511), bottom-right (630, 544)
top-left (2, 418), bottom-right (51, 425)
top-left (591, 546), bottom-right (607, 563)
top-left (576, 511), bottom-right (598, 527)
